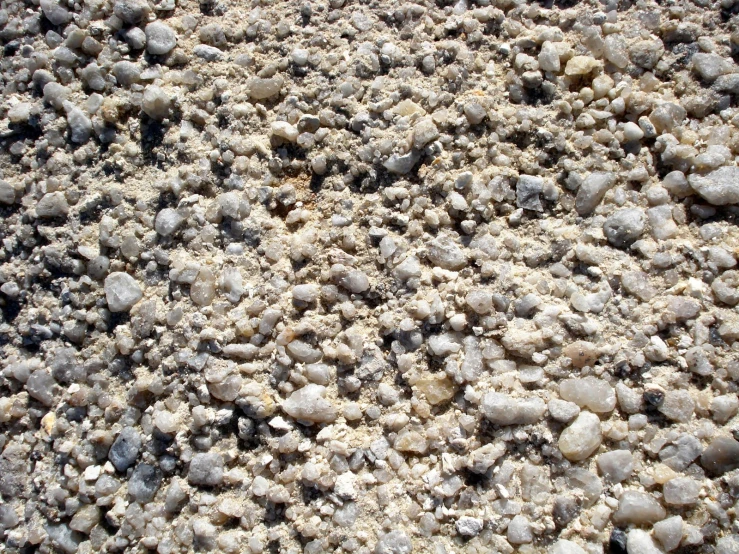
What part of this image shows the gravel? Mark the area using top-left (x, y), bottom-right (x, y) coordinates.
top-left (0, 0), bottom-right (738, 552)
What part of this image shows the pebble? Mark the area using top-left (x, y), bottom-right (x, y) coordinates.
top-left (145, 22), bottom-right (177, 55)
top-left (108, 427), bottom-right (142, 472)
top-left (597, 450), bottom-right (634, 483)
top-left (282, 384), bottom-right (337, 424)
top-left (700, 436), bottom-right (739, 476)
top-left (653, 516), bottom-right (684, 552)
top-left (688, 166), bottom-right (739, 205)
top-left (558, 411), bottom-right (602, 461)
top-left (375, 531), bottom-right (412, 554)
top-left (155, 208), bottom-right (184, 236)
top-left (559, 377), bottom-right (616, 413)
top-left (576, 172), bottom-right (615, 216)
top-left (550, 540), bottom-right (587, 554)
top-left (188, 452), bottom-right (224, 486)
top-left (603, 208), bottom-right (646, 247)
top-left (663, 476), bottom-right (700, 506)
top-left (128, 464), bottom-right (162, 502)
top-left (627, 529), bottom-right (665, 554)
top-left (516, 175), bottom-right (544, 212)
top-left (104, 272), bottom-right (143, 312)
top-left (482, 392), bottom-right (546, 426)
top-left (613, 490), bottom-right (666, 525)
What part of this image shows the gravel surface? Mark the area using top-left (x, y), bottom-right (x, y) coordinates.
top-left (1, 0), bottom-right (739, 553)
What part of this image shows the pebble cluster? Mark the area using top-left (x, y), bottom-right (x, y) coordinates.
top-left (1, 0), bottom-right (739, 552)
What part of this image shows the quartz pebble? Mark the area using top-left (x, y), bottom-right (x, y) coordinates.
top-left (1, 0), bottom-right (738, 552)
top-left (283, 384), bottom-right (337, 424)
top-left (104, 272), bottom-right (143, 312)
top-left (558, 412), bottom-right (602, 461)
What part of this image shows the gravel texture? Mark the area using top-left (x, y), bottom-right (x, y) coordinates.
top-left (1, 0), bottom-right (739, 553)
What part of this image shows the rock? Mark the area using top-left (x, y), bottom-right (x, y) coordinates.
top-left (271, 121), bottom-right (299, 142)
top-left (613, 491), bottom-right (666, 525)
top-left (375, 530), bottom-right (412, 554)
top-left (548, 399), bottom-right (580, 423)
top-left (627, 529), bottom-right (665, 554)
top-left (550, 540), bottom-right (587, 554)
top-left (603, 208), bottom-right (646, 247)
top-left (597, 450), bottom-right (634, 483)
top-left (104, 272), bottom-right (143, 312)
top-left (293, 284), bottom-right (320, 305)
top-left (538, 41), bottom-right (561, 72)
top-left (621, 271), bottom-right (657, 302)
top-left (36, 192), bottom-right (69, 218)
top-left (559, 376), bottom-right (616, 413)
top-left (286, 340), bottom-right (322, 363)
top-left (413, 117), bottom-right (439, 149)
top-left (427, 235), bottom-right (466, 270)
top-left (108, 427), bottom-right (141, 472)
top-left (463, 102), bottom-right (486, 124)
top-left (663, 476), bottom-right (700, 506)
top-left (188, 452), bottom-right (224, 486)
top-left (414, 373), bottom-right (456, 405)
top-left (114, 0), bottom-right (150, 25)
top-left (465, 290), bottom-right (492, 314)
top-left (283, 384), bottom-right (337, 424)
top-left (660, 434), bottom-right (703, 471)
top-left (717, 536), bottom-right (739, 554)
top-left (629, 39), bottom-right (664, 70)
top-left (653, 516), bottom-right (683, 552)
top-left (516, 175), bottom-right (544, 211)
top-left (562, 341), bottom-right (601, 368)
top-left (113, 61), bottom-right (141, 86)
top-left (648, 205), bottom-right (678, 240)
top-left (552, 496), bottom-right (580, 528)
top-left (623, 122), bottom-right (644, 141)
top-left (394, 430), bottom-right (428, 454)
top-left (69, 505), bottom-right (100, 534)
top-left (142, 85), bottom-right (172, 120)
top-left (558, 411), bottom-right (602, 461)
top-left (248, 76), bottom-right (283, 100)
top-left (456, 516), bottom-right (483, 537)
top-left (565, 56), bottom-right (601, 75)
top-left (155, 208), bottom-right (184, 236)
top-left (481, 392), bottom-right (546, 425)
top-left (692, 53), bottom-right (730, 83)
top-left (190, 268), bottom-right (216, 306)
top-left (128, 464), bottom-right (162, 502)
top-left (507, 515), bottom-right (533, 544)
top-left (576, 172), bottom-right (615, 216)
top-left (700, 436), bottom-right (739, 476)
top-left (712, 270), bottom-right (739, 306)
top-left (658, 390), bottom-right (694, 423)
top-left (468, 443), bottom-right (506, 474)
top-left (26, 370), bottom-right (56, 406)
top-left (688, 166), bottom-right (739, 205)
top-left (0, 180), bottom-right (16, 204)
top-left (45, 524), bottom-right (80, 554)
top-left (712, 394), bottom-right (739, 424)
top-left (145, 22), bottom-right (177, 55)
top-left (66, 106), bottom-right (93, 143)
top-left (384, 151), bottom-right (421, 174)
top-left (40, 0), bottom-right (72, 25)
